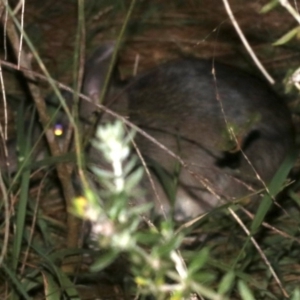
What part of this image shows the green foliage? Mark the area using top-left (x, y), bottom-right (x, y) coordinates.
top-left (273, 27), bottom-right (300, 46)
top-left (260, 0), bottom-right (280, 13)
top-left (74, 121), bottom-right (225, 299)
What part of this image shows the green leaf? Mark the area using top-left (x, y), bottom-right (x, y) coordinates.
top-left (125, 167), bottom-right (144, 192)
top-left (90, 166), bottom-right (114, 179)
top-left (154, 233), bottom-right (183, 258)
top-left (260, 0), bottom-right (279, 13)
top-left (1, 262), bottom-right (31, 300)
top-left (12, 105), bottom-right (33, 271)
top-left (292, 288), bottom-right (300, 300)
top-left (42, 271), bottom-right (62, 300)
top-left (273, 26), bottom-right (300, 46)
top-left (90, 250), bottom-right (120, 272)
top-left (218, 271), bottom-right (235, 295)
top-left (57, 271), bottom-right (80, 300)
top-left (187, 247), bottom-right (209, 275)
top-left (250, 148), bottom-right (297, 234)
top-left (238, 280), bottom-right (255, 300)
top-left (136, 231), bottom-right (161, 245)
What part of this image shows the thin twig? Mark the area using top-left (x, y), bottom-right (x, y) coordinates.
top-left (130, 136), bottom-right (168, 219)
top-left (17, 0), bottom-right (24, 67)
top-left (0, 65), bottom-right (7, 139)
top-left (228, 207), bottom-right (289, 298)
top-left (279, 0), bottom-right (300, 24)
top-left (0, 170), bottom-right (9, 267)
top-left (222, 0), bottom-right (275, 84)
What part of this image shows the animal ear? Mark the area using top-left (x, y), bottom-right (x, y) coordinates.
top-left (80, 42), bottom-right (117, 119)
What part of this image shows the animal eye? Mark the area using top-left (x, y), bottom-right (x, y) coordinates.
top-left (54, 123), bottom-right (64, 137)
